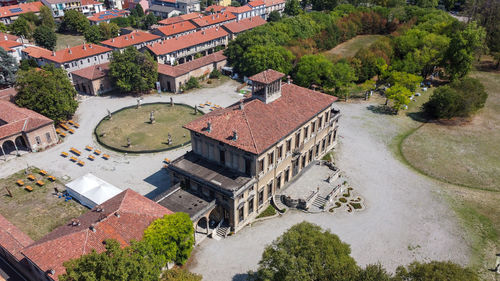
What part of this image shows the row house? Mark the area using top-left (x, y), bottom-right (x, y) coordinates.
top-left (87, 9), bottom-right (129, 25)
top-left (206, 0), bottom-right (283, 21)
top-left (148, 5), bottom-right (181, 19)
top-left (0, 33), bottom-right (24, 62)
top-left (168, 69), bottom-right (340, 232)
top-left (246, 0), bottom-right (265, 17)
top-left (23, 44), bottom-right (112, 81)
top-left (80, 0), bottom-right (104, 16)
top-left (41, 0), bottom-right (104, 18)
top-left (221, 16), bottom-right (266, 39)
top-left (100, 30), bottom-right (161, 52)
top-left (190, 11), bottom-right (236, 30)
top-left (149, 0), bottom-right (200, 16)
top-left (157, 11), bottom-right (200, 25)
top-left (205, 5), bottom-right (253, 21)
top-left (151, 20), bottom-right (197, 39)
top-left (146, 26), bottom-right (228, 65)
top-left (0, 2), bottom-right (43, 25)
top-left (263, 0), bottom-right (285, 19)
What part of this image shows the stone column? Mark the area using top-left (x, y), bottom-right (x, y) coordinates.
top-left (13, 142), bottom-right (19, 156)
top-left (1, 145), bottom-right (6, 161)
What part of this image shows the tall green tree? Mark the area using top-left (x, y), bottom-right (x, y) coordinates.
top-left (252, 222), bottom-right (359, 281)
top-left (239, 44), bottom-right (294, 77)
top-left (131, 4), bottom-right (145, 17)
top-left (386, 71), bottom-right (422, 92)
top-left (84, 25), bottom-right (102, 43)
top-left (142, 213), bottom-right (194, 265)
top-left (293, 54), bottom-right (334, 88)
top-left (330, 61), bottom-right (357, 93)
top-left (268, 11), bottom-right (281, 22)
top-left (39, 6), bottom-right (55, 29)
top-left (311, 0), bottom-right (338, 11)
top-left (411, 0), bottom-right (438, 8)
top-left (109, 47), bottom-right (158, 95)
top-left (0, 48), bottom-right (18, 87)
top-left (99, 22), bottom-right (120, 40)
top-left (356, 264), bottom-right (391, 281)
top-left (143, 13), bottom-right (158, 30)
top-left (60, 10), bottom-right (90, 33)
top-left (393, 261), bottom-right (480, 281)
top-left (284, 0), bottom-right (302, 16)
top-left (385, 84), bottom-right (412, 114)
top-left (0, 22), bottom-right (7, 32)
top-left (15, 65), bottom-right (78, 122)
top-left (9, 17), bottom-right (35, 39)
top-left (33, 25), bottom-right (57, 50)
top-left (161, 268), bottom-right (202, 281)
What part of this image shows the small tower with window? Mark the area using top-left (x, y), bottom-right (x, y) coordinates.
top-left (249, 69), bottom-right (285, 104)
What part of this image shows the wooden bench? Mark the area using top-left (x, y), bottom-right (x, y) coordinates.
top-left (16, 180), bottom-right (24, 186)
top-left (36, 180), bottom-right (44, 186)
top-left (94, 149), bottom-right (101, 155)
top-left (60, 123), bottom-right (70, 130)
top-left (85, 145), bottom-right (93, 151)
top-left (68, 128), bottom-right (75, 134)
top-left (70, 148), bottom-right (81, 155)
top-left (68, 120), bottom-right (75, 125)
top-left (59, 131), bottom-right (66, 137)
top-left (25, 186), bottom-right (33, 192)
top-left (39, 170), bottom-right (47, 176)
top-left (102, 154), bottom-right (110, 160)
top-left (70, 156), bottom-right (78, 162)
top-left (72, 122), bottom-right (80, 128)
top-left (61, 151), bottom-right (69, 157)
top-left (77, 160), bottom-right (85, 166)
top-left (88, 155), bottom-right (95, 160)
top-left (48, 176), bottom-right (56, 182)
top-left (27, 174), bottom-right (35, 181)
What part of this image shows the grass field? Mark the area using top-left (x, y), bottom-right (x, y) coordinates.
top-left (56, 33), bottom-right (85, 51)
top-left (0, 168), bottom-right (87, 240)
top-left (323, 35), bottom-right (384, 58)
top-left (95, 103), bottom-right (200, 152)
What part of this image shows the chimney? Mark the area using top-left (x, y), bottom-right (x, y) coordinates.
top-left (68, 48), bottom-right (72, 54)
top-left (287, 75), bottom-right (291, 84)
top-left (202, 31), bottom-right (205, 35)
top-left (71, 218), bottom-right (80, 226)
top-left (232, 130), bottom-right (238, 141)
top-left (125, 36), bottom-right (128, 40)
top-left (239, 100), bottom-right (244, 110)
top-left (172, 24), bottom-right (175, 28)
top-left (112, 38), bottom-right (115, 42)
top-left (114, 212), bottom-right (120, 218)
top-left (3, 35), bottom-right (7, 40)
top-left (83, 44), bottom-right (87, 50)
top-left (89, 44), bottom-right (93, 48)
top-left (52, 51), bottom-right (56, 56)
top-left (97, 66), bottom-right (101, 71)
top-left (212, 15), bottom-right (214, 20)
top-left (207, 122), bottom-right (212, 132)
top-left (131, 35), bottom-right (134, 39)
top-left (48, 269), bottom-right (55, 275)
top-left (95, 205), bottom-right (104, 212)
top-left (90, 224), bottom-right (96, 232)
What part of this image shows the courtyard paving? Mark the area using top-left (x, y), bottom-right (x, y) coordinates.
top-left (186, 101), bottom-right (470, 281)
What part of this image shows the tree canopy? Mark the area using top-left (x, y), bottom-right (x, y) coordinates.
top-left (284, 0), bottom-right (302, 16)
top-left (393, 261), bottom-right (480, 281)
top-left (160, 268), bottom-right (202, 281)
top-left (39, 5), bottom-right (55, 29)
top-left (60, 10), bottom-right (90, 33)
top-left (0, 48), bottom-right (18, 87)
top-left (34, 25), bottom-right (57, 50)
top-left (15, 65), bottom-right (78, 122)
top-left (109, 47), bottom-right (158, 94)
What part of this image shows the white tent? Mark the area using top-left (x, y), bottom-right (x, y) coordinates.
top-left (65, 173), bottom-right (123, 208)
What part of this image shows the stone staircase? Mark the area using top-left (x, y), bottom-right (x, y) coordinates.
top-left (212, 223), bottom-right (230, 240)
top-left (272, 195), bottom-right (288, 212)
top-left (311, 196), bottom-right (327, 210)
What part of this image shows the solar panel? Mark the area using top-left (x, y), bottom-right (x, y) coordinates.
top-left (9, 8), bottom-right (23, 13)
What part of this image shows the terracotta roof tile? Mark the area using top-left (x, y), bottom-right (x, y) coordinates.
top-left (146, 27), bottom-right (228, 55)
top-left (22, 189), bottom-right (173, 280)
top-left (42, 44), bottom-right (111, 64)
top-left (71, 62), bottom-right (109, 80)
top-left (80, 0), bottom-right (102, 5)
top-left (249, 69), bottom-right (285, 84)
top-left (222, 16), bottom-right (266, 34)
top-left (0, 40), bottom-right (22, 52)
top-left (0, 2), bottom-right (43, 19)
top-left (247, 0), bottom-right (265, 6)
top-left (100, 31), bottom-right (160, 49)
top-left (87, 9), bottom-right (129, 22)
top-left (0, 214), bottom-right (34, 260)
top-left (190, 12), bottom-right (236, 28)
top-left (157, 50), bottom-right (226, 77)
top-left (22, 46), bottom-right (52, 59)
top-left (154, 21), bottom-right (197, 37)
top-left (158, 12), bottom-right (201, 25)
top-left (0, 100), bottom-right (53, 139)
top-left (0, 87), bottom-right (17, 101)
top-left (263, 0), bottom-right (285, 6)
top-left (0, 32), bottom-right (20, 42)
top-left (184, 79), bottom-right (337, 154)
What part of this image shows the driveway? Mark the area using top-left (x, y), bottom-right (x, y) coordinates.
top-left (187, 102), bottom-right (470, 281)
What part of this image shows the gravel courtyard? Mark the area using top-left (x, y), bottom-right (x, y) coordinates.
top-left (187, 101), bottom-right (470, 281)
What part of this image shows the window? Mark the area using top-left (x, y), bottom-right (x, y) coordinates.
top-left (315, 144), bottom-right (320, 157)
top-left (248, 198), bottom-right (254, 214)
top-left (319, 117), bottom-right (323, 128)
top-left (304, 126), bottom-right (308, 139)
top-left (232, 153), bottom-right (238, 169)
top-left (277, 145), bottom-right (283, 159)
top-left (45, 132), bottom-right (52, 143)
top-left (258, 159), bottom-right (264, 173)
top-left (245, 158), bottom-right (251, 176)
top-left (238, 207), bottom-right (244, 222)
top-left (268, 151), bottom-right (274, 166)
top-left (267, 181), bottom-right (273, 198)
top-left (325, 111), bottom-right (329, 122)
top-left (35, 136), bottom-right (41, 145)
top-left (286, 139), bottom-right (291, 153)
top-left (208, 144), bottom-right (214, 160)
top-left (301, 154), bottom-right (306, 168)
top-left (87, 58), bottom-right (90, 63)
top-left (295, 132), bottom-right (300, 149)
top-left (284, 167), bottom-right (290, 182)
top-left (311, 121), bottom-right (316, 133)
top-left (258, 189), bottom-right (264, 205)
top-left (308, 148), bottom-right (313, 162)
top-left (322, 139), bottom-right (326, 152)
top-left (276, 174), bottom-right (281, 189)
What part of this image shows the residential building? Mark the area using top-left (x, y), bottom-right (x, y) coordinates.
top-left (24, 44), bottom-right (112, 81)
top-left (148, 4), bottom-right (180, 18)
top-left (157, 11), bottom-right (200, 25)
top-left (0, 2), bottom-right (43, 25)
top-left (0, 33), bottom-right (24, 62)
top-left (246, 0), bottom-right (265, 17)
top-left (205, 5), bottom-right (253, 20)
top-left (190, 11), bottom-right (236, 30)
top-left (80, 0), bottom-right (104, 16)
top-left (146, 26), bottom-right (228, 65)
top-left (149, 0), bottom-right (199, 15)
top-left (21, 189), bottom-right (173, 281)
top-left (87, 9), bottom-right (129, 25)
top-left (157, 50), bottom-right (226, 92)
top-left (222, 16), bottom-right (266, 39)
top-left (100, 30), bottom-right (161, 52)
top-left (0, 87), bottom-right (17, 102)
top-left (262, 0), bottom-right (285, 19)
top-left (0, 214), bottom-right (34, 280)
top-left (168, 69), bottom-right (340, 232)
top-left (151, 20), bottom-right (197, 39)
top-left (0, 100), bottom-right (57, 157)
top-left (215, 0), bottom-right (230, 6)
top-left (71, 62), bottom-right (114, 95)
top-left (41, 0), bottom-right (104, 18)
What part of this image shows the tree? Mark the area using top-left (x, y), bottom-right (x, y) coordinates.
top-left (60, 10), bottom-right (90, 33)
top-left (393, 261), bottom-right (480, 281)
top-left (9, 17), bottom-right (35, 39)
top-left (33, 25), bottom-right (57, 50)
top-left (19, 58), bottom-right (38, 71)
top-left (0, 22), bottom-right (7, 32)
top-left (99, 22), bottom-right (120, 40)
top-left (423, 77), bottom-right (487, 119)
top-left (239, 44), bottom-right (294, 77)
top-left (110, 17), bottom-right (130, 28)
top-left (412, 0), bottom-right (438, 8)
top-left (311, 0), bottom-right (338, 11)
top-left (15, 65), bottom-right (78, 122)
top-left (268, 11), bottom-right (282, 22)
top-left (183, 76), bottom-right (200, 90)
top-left (131, 4), bottom-right (145, 17)
top-left (60, 239), bottom-right (163, 281)
top-left (284, 0), bottom-right (302, 16)
top-left (330, 61), bottom-right (357, 93)
top-left (386, 71), bottom-right (422, 92)
top-left (385, 84), bottom-right (412, 114)
top-left (253, 222), bottom-right (359, 281)
top-left (293, 54), bottom-right (334, 88)
top-left (142, 213), bottom-right (194, 265)
top-left (84, 25), bottom-right (102, 43)
top-left (161, 268), bottom-right (202, 281)
top-left (109, 47), bottom-right (158, 94)
top-left (356, 264), bottom-right (391, 281)
top-left (143, 13), bottom-right (158, 30)
top-left (0, 48), bottom-right (18, 87)
top-left (39, 6), bottom-right (55, 29)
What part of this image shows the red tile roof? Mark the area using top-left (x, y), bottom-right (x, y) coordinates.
top-left (190, 12), bottom-right (236, 28)
top-left (0, 32), bottom-right (20, 42)
top-left (247, 0), bottom-right (265, 6)
top-left (0, 40), bottom-right (22, 52)
top-left (0, 214), bottom-right (34, 260)
top-left (184, 78), bottom-right (337, 154)
top-left (205, 4), bottom-right (252, 14)
top-left (222, 16), bottom-right (266, 34)
top-left (0, 87), bottom-right (17, 101)
top-left (42, 44), bottom-right (111, 64)
top-left (249, 69), bottom-right (285, 84)
top-left (157, 50), bottom-right (226, 77)
top-left (154, 21), bottom-right (197, 37)
top-left (147, 27), bottom-right (228, 56)
top-left (0, 100), bottom-right (53, 139)
top-left (22, 46), bottom-right (52, 59)
top-left (0, 2), bottom-right (43, 19)
top-left (22, 189), bottom-right (173, 280)
top-left (158, 12), bottom-right (201, 26)
top-left (71, 62), bottom-right (110, 80)
top-left (80, 0), bottom-right (103, 5)
top-left (100, 31), bottom-right (160, 49)
top-left (204, 4), bottom-right (226, 13)
top-left (87, 9), bottom-right (129, 22)
top-left (263, 0), bottom-right (285, 7)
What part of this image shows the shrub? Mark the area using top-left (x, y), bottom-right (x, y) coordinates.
top-left (350, 202), bottom-right (362, 209)
top-left (339, 197), bottom-right (347, 203)
top-left (209, 68), bottom-right (222, 79)
top-left (183, 77), bottom-right (200, 91)
top-left (256, 205), bottom-right (276, 218)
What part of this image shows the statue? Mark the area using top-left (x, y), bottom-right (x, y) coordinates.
top-left (127, 137), bottom-right (131, 147)
top-left (194, 105), bottom-right (198, 114)
top-left (107, 109), bottom-right (112, 120)
top-left (170, 97), bottom-right (174, 107)
top-left (136, 99), bottom-right (141, 109)
top-left (150, 111), bottom-right (155, 124)
top-left (167, 133), bottom-right (172, 145)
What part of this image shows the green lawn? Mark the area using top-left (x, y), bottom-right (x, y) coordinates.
top-left (95, 103), bottom-right (200, 152)
top-left (56, 33), bottom-right (85, 51)
top-left (0, 168), bottom-right (87, 240)
top-left (323, 35), bottom-right (384, 59)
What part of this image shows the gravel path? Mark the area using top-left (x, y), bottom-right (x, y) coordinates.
top-left (187, 102), bottom-right (470, 281)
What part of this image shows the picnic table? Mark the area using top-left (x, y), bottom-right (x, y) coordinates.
top-left (48, 176), bottom-right (56, 182)
top-left (61, 151), bottom-right (69, 157)
top-left (70, 147), bottom-right (81, 155)
top-left (77, 160), bottom-right (85, 166)
top-left (88, 155), bottom-right (95, 160)
top-left (36, 180), bottom-right (44, 186)
top-left (25, 186), bottom-right (33, 192)
top-left (68, 128), bottom-right (75, 134)
top-left (39, 170), bottom-right (47, 176)
top-left (69, 120), bottom-right (80, 128)
top-left (102, 154), bottom-right (110, 160)
top-left (85, 145), bottom-right (93, 151)
top-left (60, 123), bottom-right (70, 130)
top-left (16, 180), bottom-right (24, 186)
top-left (70, 156), bottom-right (78, 162)
top-left (27, 174), bottom-right (35, 181)
top-left (94, 149), bottom-right (101, 155)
